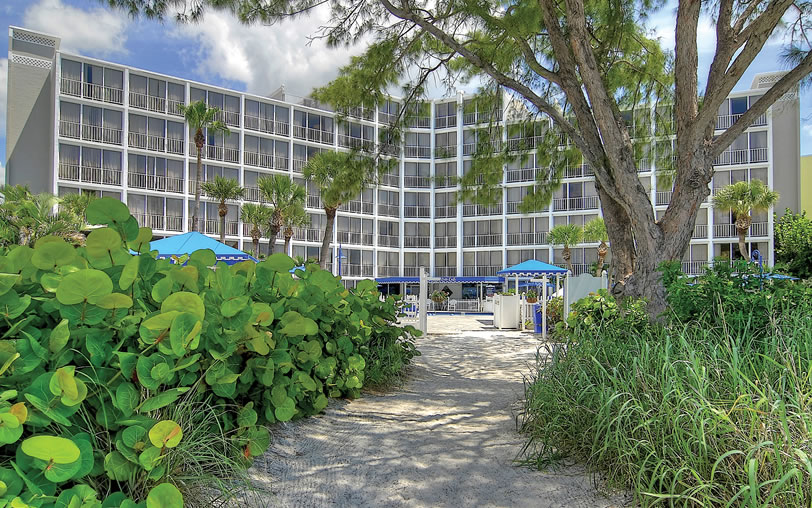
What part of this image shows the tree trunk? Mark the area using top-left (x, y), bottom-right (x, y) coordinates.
top-left (319, 207), bottom-right (337, 270)
top-left (562, 246), bottom-right (573, 273)
top-left (595, 242), bottom-right (608, 277)
top-left (284, 227), bottom-right (293, 255)
top-left (218, 202), bottom-right (228, 243)
top-left (252, 234), bottom-right (259, 258)
top-left (191, 129), bottom-right (205, 233)
top-left (267, 209), bottom-right (283, 255)
top-left (735, 213), bottom-right (752, 260)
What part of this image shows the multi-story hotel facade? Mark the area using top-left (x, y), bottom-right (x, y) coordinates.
top-left (5, 27), bottom-right (803, 287)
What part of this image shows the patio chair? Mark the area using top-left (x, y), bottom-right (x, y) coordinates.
top-left (448, 299), bottom-right (457, 312)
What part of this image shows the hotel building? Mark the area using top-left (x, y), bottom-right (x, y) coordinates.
top-left (5, 26), bottom-right (803, 287)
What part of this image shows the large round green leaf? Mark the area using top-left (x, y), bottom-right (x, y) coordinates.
top-left (95, 293), bottom-right (133, 310)
top-left (161, 292), bottom-right (204, 321)
top-left (119, 256), bottom-right (140, 290)
top-left (104, 451), bottom-right (135, 481)
top-left (55, 269), bottom-right (113, 305)
top-left (86, 197), bottom-right (130, 227)
top-left (21, 435), bottom-right (80, 464)
top-left (189, 249), bottom-right (216, 266)
top-left (148, 420), bottom-right (182, 448)
top-left (127, 227), bottom-right (153, 254)
top-left (262, 253), bottom-right (296, 273)
top-left (146, 483), bottom-right (183, 508)
top-left (0, 273), bottom-right (19, 296)
top-left (0, 413), bottom-right (23, 445)
top-left (31, 240), bottom-right (76, 271)
top-left (85, 228), bottom-right (123, 260)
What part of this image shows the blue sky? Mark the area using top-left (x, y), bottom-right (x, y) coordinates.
top-left (1, 0), bottom-right (811, 176)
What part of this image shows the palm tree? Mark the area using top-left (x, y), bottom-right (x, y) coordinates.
top-left (282, 204), bottom-right (310, 255)
top-left (60, 191), bottom-right (96, 228)
top-left (240, 203), bottom-right (271, 257)
top-left (583, 217), bottom-right (609, 277)
top-left (0, 185), bottom-right (80, 246)
top-left (548, 223), bottom-right (584, 273)
top-left (303, 151), bottom-right (374, 269)
top-left (713, 179), bottom-right (779, 259)
top-left (179, 100), bottom-right (230, 232)
top-left (256, 174), bottom-right (307, 255)
top-left (201, 176), bottom-right (243, 242)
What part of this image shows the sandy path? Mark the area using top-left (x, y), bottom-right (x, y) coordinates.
top-left (245, 315), bottom-right (621, 507)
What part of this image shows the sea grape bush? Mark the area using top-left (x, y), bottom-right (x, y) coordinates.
top-left (0, 198), bottom-right (419, 507)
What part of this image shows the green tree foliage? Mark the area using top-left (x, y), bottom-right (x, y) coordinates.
top-left (179, 100), bottom-right (230, 233)
top-left (282, 204), bottom-right (310, 255)
top-left (303, 151), bottom-right (375, 269)
top-left (712, 179), bottom-right (779, 260)
top-left (257, 175), bottom-right (306, 255)
top-left (548, 224), bottom-right (583, 273)
top-left (0, 197), bottom-right (419, 505)
top-left (0, 186), bottom-right (87, 248)
top-left (240, 203), bottom-right (272, 257)
top-left (774, 209), bottom-right (812, 279)
top-left (201, 176), bottom-right (244, 242)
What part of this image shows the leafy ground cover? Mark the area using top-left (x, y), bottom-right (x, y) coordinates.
top-left (0, 198), bottom-right (418, 507)
top-left (520, 262), bottom-right (812, 506)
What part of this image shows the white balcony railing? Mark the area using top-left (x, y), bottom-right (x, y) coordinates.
top-left (403, 236), bottom-right (431, 248)
top-left (656, 190), bottom-right (672, 206)
top-left (715, 113), bottom-right (767, 130)
top-left (682, 261), bottom-right (708, 275)
top-left (307, 195), bottom-right (322, 209)
top-left (168, 99), bottom-right (185, 116)
top-left (463, 204), bottom-right (503, 216)
top-left (713, 222), bottom-right (768, 238)
top-left (404, 145), bottom-right (431, 159)
top-left (133, 213), bottom-right (183, 232)
top-left (692, 224), bottom-right (708, 239)
top-left (127, 173), bottom-right (184, 193)
top-left (434, 236), bottom-right (457, 248)
top-left (378, 204), bottom-right (399, 217)
top-left (378, 235), bottom-right (399, 248)
top-left (434, 116), bottom-right (457, 129)
top-left (463, 234), bottom-right (503, 247)
top-left (129, 92), bottom-right (166, 113)
top-left (552, 195), bottom-right (599, 211)
top-left (506, 232), bottom-right (548, 246)
top-left (434, 206), bottom-right (457, 218)
top-left (166, 138), bottom-right (184, 155)
top-left (434, 266), bottom-right (457, 277)
top-left (506, 168), bottom-right (537, 183)
top-left (128, 132), bottom-right (166, 152)
top-left (60, 78), bottom-right (82, 97)
top-left (82, 82), bottom-right (123, 104)
top-left (404, 176), bottom-right (431, 188)
top-left (58, 163), bottom-right (122, 186)
top-left (377, 266), bottom-right (400, 277)
top-left (403, 205), bottom-right (431, 218)
top-left (292, 125), bottom-right (334, 144)
top-left (77, 124), bottom-right (123, 145)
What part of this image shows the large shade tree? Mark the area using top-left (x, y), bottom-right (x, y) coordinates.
top-left (302, 151), bottom-right (375, 269)
top-left (179, 100), bottom-right (230, 233)
top-left (712, 179), bottom-right (779, 260)
top-left (201, 175), bottom-right (243, 242)
top-left (102, 0), bottom-right (811, 317)
top-left (257, 174), bottom-right (307, 255)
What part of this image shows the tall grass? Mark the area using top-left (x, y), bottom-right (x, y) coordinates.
top-left (519, 305), bottom-right (812, 506)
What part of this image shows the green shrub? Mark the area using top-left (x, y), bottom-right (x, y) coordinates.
top-left (552, 289), bottom-right (647, 339)
top-left (0, 198), bottom-right (419, 506)
top-left (774, 209), bottom-right (812, 279)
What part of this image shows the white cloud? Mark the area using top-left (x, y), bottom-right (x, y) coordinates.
top-left (0, 58), bottom-right (7, 142)
top-left (171, 7), bottom-right (363, 97)
top-left (23, 0), bottom-right (130, 56)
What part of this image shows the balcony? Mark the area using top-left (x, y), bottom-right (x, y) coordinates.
top-left (434, 236), bottom-right (457, 248)
top-left (128, 132), bottom-right (166, 152)
top-left (293, 228), bottom-right (323, 242)
top-left (346, 106), bottom-right (375, 121)
top-left (463, 234), bottom-right (503, 247)
top-left (244, 151), bottom-right (275, 169)
top-left (434, 176), bottom-right (456, 188)
top-left (435, 116), bottom-right (457, 129)
top-left (60, 79), bottom-right (122, 105)
top-left (463, 110), bottom-right (501, 125)
top-left (507, 232), bottom-right (547, 246)
top-left (379, 173), bottom-right (400, 187)
top-left (434, 266), bottom-right (457, 277)
top-left (378, 235), bottom-right (399, 248)
top-left (637, 158), bottom-right (651, 172)
top-left (340, 264), bottom-right (368, 277)
top-left (377, 266), bottom-right (400, 277)
top-left (244, 115), bottom-right (290, 136)
top-left (506, 201), bottom-right (523, 214)
top-left (462, 203), bottom-right (503, 216)
top-left (292, 125), bottom-right (334, 145)
top-left (506, 136), bottom-right (544, 152)
top-left (693, 224), bottom-right (708, 239)
top-left (404, 145), bottom-right (431, 159)
top-left (167, 138), bottom-right (184, 155)
top-left (563, 165), bottom-right (594, 179)
top-left (403, 236), bottom-right (430, 248)
top-left (379, 111), bottom-right (398, 125)
top-left (656, 190), bottom-right (672, 206)
top-left (713, 222), bottom-right (768, 238)
top-left (191, 218), bottom-right (240, 237)
top-left (378, 204), bottom-right (400, 217)
top-left (713, 148), bottom-right (768, 166)
top-left (552, 195), bottom-right (599, 211)
top-left (337, 135), bottom-right (374, 151)
top-left (715, 113), bottom-right (767, 130)
top-left (407, 117), bottom-right (431, 129)
top-left (681, 261), bottom-right (708, 275)
top-left (243, 186), bottom-right (263, 202)
top-left (404, 205), bottom-right (431, 218)
top-left (129, 92), bottom-right (166, 113)
top-left (293, 158), bottom-right (307, 173)
top-left (569, 264), bottom-right (592, 276)
top-left (168, 99), bottom-right (185, 116)
top-left (506, 167), bottom-right (538, 183)
top-left (404, 175), bottom-right (431, 188)
top-left (58, 163), bottom-right (122, 186)
top-left (214, 110), bottom-right (241, 127)
top-left (307, 195), bottom-right (322, 209)
top-left (133, 213), bottom-right (183, 232)
top-left (79, 123), bottom-right (123, 145)
top-left (337, 231), bottom-right (362, 244)
top-left (434, 206), bottom-right (457, 218)
top-left (127, 173), bottom-right (184, 194)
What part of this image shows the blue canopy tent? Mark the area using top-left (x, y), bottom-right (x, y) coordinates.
top-left (148, 232), bottom-right (257, 265)
top-left (497, 259), bottom-right (568, 337)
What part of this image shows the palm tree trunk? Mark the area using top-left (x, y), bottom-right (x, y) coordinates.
top-left (284, 227), bottom-right (293, 255)
top-left (737, 230), bottom-right (749, 260)
top-left (735, 213), bottom-right (752, 260)
top-left (563, 246), bottom-right (573, 273)
top-left (267, 210), bottom-right (282, 255)
top-left (218, 203), bottom-right (227, 243)
top-left (192, 140), bottom-right (203, 233)
top-left (319, 207), bottom-right (337, 270)
top-left (252, 235), bottom-right (259, 258)
top-left (595, 242), bottom-right (608, 277)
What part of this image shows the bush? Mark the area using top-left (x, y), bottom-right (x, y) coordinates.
top-left (0, 198), bottom-right (419, 506)
top-left (521, 264), bottom-right (812, 505)
top-left (552, 289), bottom-right (647, 339)
top-left (774, 209), bottom-right (812, 279)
